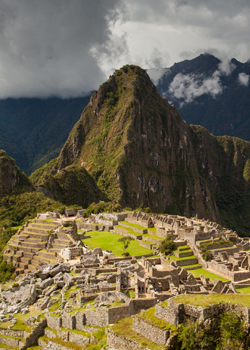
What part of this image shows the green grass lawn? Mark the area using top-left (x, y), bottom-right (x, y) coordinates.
top-left (170, 255), bottom-right (197, 261)
top-left (173, 294), bottom-right (250, 308)
top-left (236, 286), bottom-right (250, 294)
top-left (187, 268), bottom-right (229, 282)
top-left (120, 221), bottom-right (156, 233)
top-left (82, 230), bottom-right (153, 257)
top-left (115, 225), bottom-right (142, 236)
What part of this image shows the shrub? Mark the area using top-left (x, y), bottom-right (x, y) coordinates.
top-left (159, 234), bottom-right (176, 255)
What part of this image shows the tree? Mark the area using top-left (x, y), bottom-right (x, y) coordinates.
top-left (159, 234), bottom-right (176, 255)
top-left (118, 236), bottom-right (134, 256)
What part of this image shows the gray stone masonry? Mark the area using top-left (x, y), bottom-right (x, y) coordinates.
top-left (61, 312), bottom-right (76, 329)
top-left (75, 311), bottom-right (86, 331)
top-left (69, 331), bottom-right (90, 346)
top-left (132, 316), bottom-right (170, 345)
top-left (46, 314), bottom-right (62, 330)
top-left (106, 329), bottom-right (146, 350)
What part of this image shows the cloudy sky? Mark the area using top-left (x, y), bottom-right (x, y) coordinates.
top-left (0, 0), bottom-right (249, 98)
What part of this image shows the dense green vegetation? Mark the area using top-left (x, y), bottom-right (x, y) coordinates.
top-left (0, 227), bottom-right (17, 282)
top-left (178, 310), bottom-right (249, 350)
top-left (0, 192), bottom-right (65, 228)
top-left (159, 234), bottom-right (176, 255)
top-left (0, 96), bottom-right (91, 175)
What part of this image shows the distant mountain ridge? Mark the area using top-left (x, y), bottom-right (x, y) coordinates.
top-left (0, 96), bottom-right (91, 174)
top-left (153, 53), bottom-right (250, 141)
top-left (1, 54), bottom-right (250, 176)
top-left (30, 65), bottom-right (250, 236)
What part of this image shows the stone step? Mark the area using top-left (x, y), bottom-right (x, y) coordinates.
top-left (33, 219), bottom-right (59, 225)
top-left (53, 238), bottom-right (71, 245)
top-left (26, 227), bottom-right (50, 234)
top-left (0, 335), bottom-right (20, 348)
top-left (20, 257), bottom-right (31, 264)
top-left (23, 252), bottom-right (35, 259)
top-left (174, 250), bottom-right (194, 258)
top-left (48, 337), bottom-right (86, 349)
top-left (17, 233), bottom-right (30, 239)
top-left (16, 246), bottom-right (41, 253)
top-left (19, 241), bottom-right (46, 249)
top-left (24, 269), bottom-right (31, 274)
top-left (15, 268), bottom-right (24, 275)
top-left (37, 250), bottom-right (57, 259)
top-left (28, 264), bottom-right (38, 272)
top-left (18, 262), bottom-right (28, 269)
top-left (30, 259), bottom-right (41, 267)
top-left (3, 252), bottom-right (13, 260)
top-left (37, 255), bottom-right (58, 264)
top-left (49, 248), bottom-right (61, 253)
top-left (51, 243), bottom-right (69, 249)
top-left (13, 255), bottom-right (21, 262)
top-left (55, 232), bottom-right (71, 240)
top-left (29, 223), bottom-right (59, 230)
top-left (22, 238), bottom-right (43, 244)
top-left (170, 257), bottom-right (198, 267)
top-left (22, 231), bottom-right (48, 241)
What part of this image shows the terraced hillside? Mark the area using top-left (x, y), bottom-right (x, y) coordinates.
top-left (4, 219), bottom-right (73, 275)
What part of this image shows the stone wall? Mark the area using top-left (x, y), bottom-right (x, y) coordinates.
top-left (207, 260), bottom-right (250, 281)
top-left (118, 222), bottom-right (147, 234)
top-left (139, 241), bottom-right (153, 249)
top-left (132, 316), bottom-right (169, 345)
top-left (85, 307), bottom-right (109, 327)
top-left (142, 236), bottom-right (160, 245)
top-left (61, 313), bottom-right (76, 330)
top-left (114, 227), bottom-right (142, 240)
top-left (108, 304), bottom-right (131, 324)
top-left (130, 298), bottom-right (157, 314)
top-left (106, 329), bottom-right (145, 350)
top-left (46, 314), bottom-right (62, 330)
top-left (155, 300), bottom-right (182, 327)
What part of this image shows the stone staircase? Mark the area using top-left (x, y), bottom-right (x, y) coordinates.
top-left (170, 241), bottom-right (198, 267)
top-left (5, 219), bottom-right (73, 275)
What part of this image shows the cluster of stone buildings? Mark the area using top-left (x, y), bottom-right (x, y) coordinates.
top-left (1, 210), bottom-right (250, 348)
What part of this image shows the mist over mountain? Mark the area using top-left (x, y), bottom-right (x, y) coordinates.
top-left (151, 54), bottom-right (250, 141)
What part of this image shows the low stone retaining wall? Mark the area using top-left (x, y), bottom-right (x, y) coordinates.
top-left (132, 316), bottom-right (169, 345)
top-left (114, 227), bottom-right (142, 240)
top-left (118, 222), bottom-right (148, 234)
top-left (139, 241), bottom-right (153, 249)
top-left (142, 236), bottom-right (160, 245)
top-left (174, 251), bottom-right (193, 258)
top-left (172, 257), bottom-right (198, 266)
top-left (106, 329), bottom-right (145, 350)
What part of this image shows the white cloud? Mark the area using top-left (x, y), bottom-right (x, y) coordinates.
top-left (147, 68), bottom-right (170, 85)
top-left (0, 1), bottom-right (250, 97)
top-left (0, 0), bottom-right (122, 98)
top-left (238, 72), bottom-right (249, 86)
top-left (167, 71), bottom-right (223, 104)
top-left (218, 61), bottom-right (236, 75)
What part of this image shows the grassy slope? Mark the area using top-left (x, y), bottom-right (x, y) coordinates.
top-left (187, 268), bottom-right (229, 282)
top-left (173, 294), bottom-right (250, 307)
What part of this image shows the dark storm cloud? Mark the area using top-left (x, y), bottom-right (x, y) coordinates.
top-left (0, 0), bottom-right (119, 98)
top-left (0, 0), bottom-right (250, 98)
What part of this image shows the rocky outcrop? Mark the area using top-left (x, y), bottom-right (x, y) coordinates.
top-left (30, 65), bottom-right (250, 235)
top-left (0, 150), bottom-right (33, 198)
